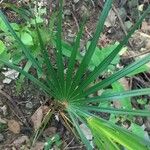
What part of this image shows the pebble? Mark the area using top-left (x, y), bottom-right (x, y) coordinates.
top-left (64, 9), bottom-right (71, 16)
top-left (0, 133), bottom-right (4, 142)
top-left (25, 102), bottom-right (33, 109)
top-left (73, 0), bottom-right (79, 3)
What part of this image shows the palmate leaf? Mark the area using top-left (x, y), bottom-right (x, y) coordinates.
top-left (88, 117), bottom-right (150, 150)
top-left (0, 10), bottom-right (42, 74)
top-left (68, 0), bottom-right (112, 95)
top-left (69, 5), bottom-right (150, 99)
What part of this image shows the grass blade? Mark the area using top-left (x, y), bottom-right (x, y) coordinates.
top-left (69, 0), bottom-right (112, 92)
top-left (35, 22), bottom-right (61, 98)
top-left (80, 106), bottom-right (150, 117)
top-left (65, 20), bottom-right (85, 98)
top-left (71, 5), bottom-right (150, 98)
top-left (80, 88), bottom-right (150, 103)
top-left (67, 110), bottom-right (93, 150)
top-left (55, 0), bottom-right (64, 94)
top-left (0, 10), bottom-right (42, 74)
top-left (88, 117), bottom-right (150, 150)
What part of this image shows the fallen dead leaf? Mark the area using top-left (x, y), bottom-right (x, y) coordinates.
top-left (8, 119), bottom-right (21, 134)
top-left (31, 105), bottom-right (50, 131)
top-left (13, 135), bottom-right (29, 147)
top-left (31, 142), bottom-right (44, 150)
top-left (31, 107), bottom-right (43, 131)
top-left (43, 126), bottom-right (57, 137)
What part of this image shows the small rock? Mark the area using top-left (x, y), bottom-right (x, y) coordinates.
top-left (73, 0), bottom-right (79, 3)
top-left (0, 105), bottom-right (7, 116)
top-left (64, 9), bottom-right (71, 16)
top-left (0, 133), bottom-right (4, 142)
top-left (25, 102), bottom-right (33, 109)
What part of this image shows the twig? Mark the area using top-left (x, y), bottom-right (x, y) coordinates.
top-left (123, 49), bottom-right (150, 59)
top-left (133, 76), bottom-right (150, 87)
top-left (0, 89), bottom-right (30, 127)
top-left (64, 138), bottom-right (75, 150)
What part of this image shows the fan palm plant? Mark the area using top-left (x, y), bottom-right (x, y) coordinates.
top-left (0, 0), bottom-right (150, 149)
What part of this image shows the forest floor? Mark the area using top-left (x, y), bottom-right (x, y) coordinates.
top-left (0, 0), bottom-right (150, 149)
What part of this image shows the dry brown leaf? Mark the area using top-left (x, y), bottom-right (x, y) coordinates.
top-left (31, 107), bottom-right (43, 131)
top-left (31, 142), bottom-right (44, 150)
top-left (43, 126), bottom-right (57, 137)
top-left (31, 105), bottom-right (50, 131)
top-left (8, 119), bottom-right (21, 134)
top-left (42, 106), bottom-right (49, 115)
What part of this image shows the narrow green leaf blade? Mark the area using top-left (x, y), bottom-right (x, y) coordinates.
top-left (70, 0), bottom-right (112, 91)
top-left (82, 88), bottom-right (150, 103)
top-left (35, 22), bottom-right (61, 98)
top-left (65, 20), bottom-right (85, 98)
top-left (55, 0), bottom-right (64, 94)
top-left (81, 106), bottom-right (150, 117)
top-left (68, 110), bottom-right (93, 150)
